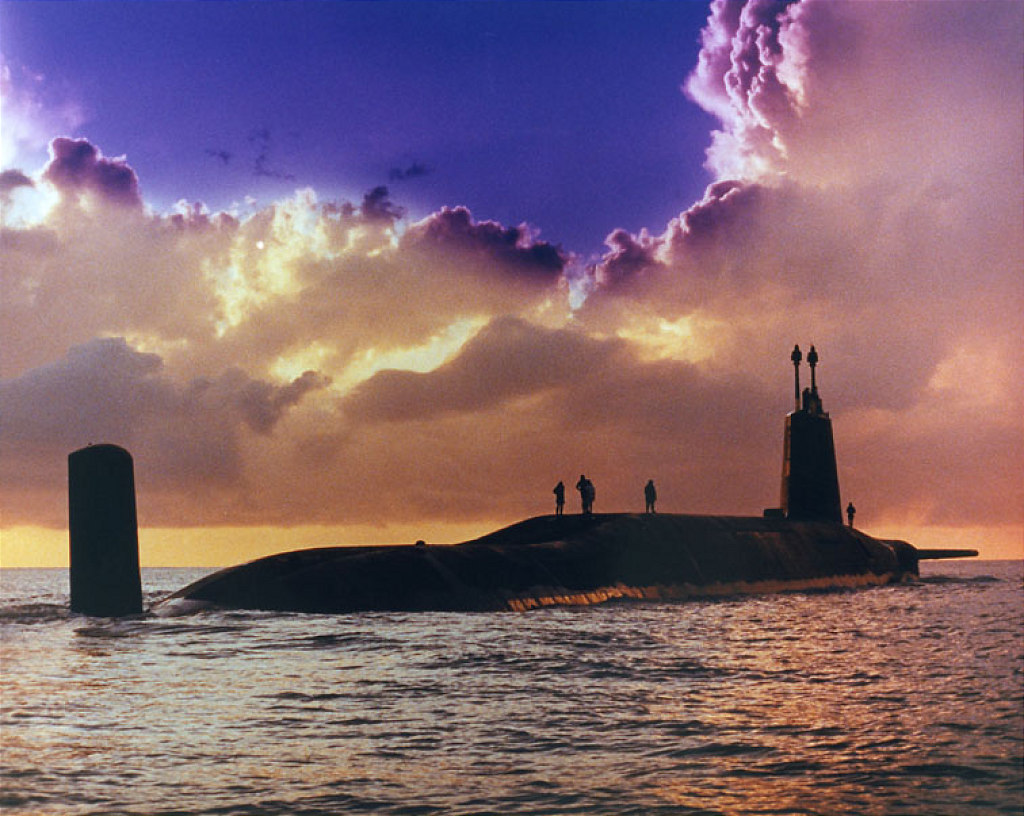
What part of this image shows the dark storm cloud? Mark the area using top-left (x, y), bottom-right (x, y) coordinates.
top-left (41, 137), bottom-right (142, 207)
top-left (402, 206), bottom-right (567, 280)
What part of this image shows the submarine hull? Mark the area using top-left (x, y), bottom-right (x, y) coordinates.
top-left (162, 514), bottom-right (917, 614)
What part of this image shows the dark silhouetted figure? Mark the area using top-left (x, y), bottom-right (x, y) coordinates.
top-left (576, 475), bottom-right (595, 515)
top-left (644, 480), bottom-right (657, 513)
top-left (847, 502), bottom-right (856, 528)
top-left (791, 344), bottom-right (802, 411)
top-left (68, 444), bottom-right (143, 617)
top-left (553, 481), bottom-right (565, 516)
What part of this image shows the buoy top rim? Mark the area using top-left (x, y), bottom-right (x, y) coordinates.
top-left (68, 443), bottom-right (133, 460)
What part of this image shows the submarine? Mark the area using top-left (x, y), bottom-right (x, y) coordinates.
top-left (67, 346), bottom-right (977, 617)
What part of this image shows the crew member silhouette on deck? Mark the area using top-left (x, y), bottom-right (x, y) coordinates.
top-left (576, 475), bottom-right (595, 515)
top-left (847, 502), bottom-right (856, 528)
top-left (553, 481), bottom-right (565, 516)
top-left (644, 480), bottom-right (657, 514)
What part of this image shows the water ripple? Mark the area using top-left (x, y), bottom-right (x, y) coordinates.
top-left (0, 560), bottom-right (1020, 815)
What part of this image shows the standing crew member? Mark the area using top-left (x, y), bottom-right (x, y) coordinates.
top-left (644, 480), bottom-right (657, 514)
top-left (553, 481), bottom-right (565, 516)
top-left (846, 502), bottom-right (856, 528)
top-left (576, 475), bottom-right (594, 515)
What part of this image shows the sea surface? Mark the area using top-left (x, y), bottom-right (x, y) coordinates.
top-left (1, 560), bottom-right (1021, 816)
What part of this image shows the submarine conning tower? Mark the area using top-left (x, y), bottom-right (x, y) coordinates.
top-left (780, 345), bottom-right (843, 523)
top-left (68, 443), bottom-right (143, 616)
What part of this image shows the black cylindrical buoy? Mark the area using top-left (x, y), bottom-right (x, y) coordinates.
top-left (68, 444), bottom-right (143, 616)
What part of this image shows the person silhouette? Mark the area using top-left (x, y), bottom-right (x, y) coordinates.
top-left (846, 501), bottom-right (856, 528)
top-left (644, 479), bottom-right (657, 514)
top-left (553, 481), bottom-right (565, 516)
top-left (576, 474), bottom-right (594, 515)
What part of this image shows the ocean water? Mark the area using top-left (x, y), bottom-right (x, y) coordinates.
top-left (1, 560), bottom-right (1021, 816)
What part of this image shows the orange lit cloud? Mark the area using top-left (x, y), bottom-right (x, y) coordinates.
top-left (1, 0), bottom-right (1020, 563)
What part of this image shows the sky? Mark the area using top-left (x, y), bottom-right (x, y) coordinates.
top-left (1, 0), bottom-right (1021, 567)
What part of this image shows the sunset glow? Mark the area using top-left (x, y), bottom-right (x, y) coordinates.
top-left (1, 1), bottom-right (1021, 566)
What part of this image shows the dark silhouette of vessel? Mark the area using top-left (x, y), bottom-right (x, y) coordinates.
top-left (67, 346), bottom-right (977, 616)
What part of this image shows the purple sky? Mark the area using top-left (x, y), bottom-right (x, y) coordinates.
top-left (2, 0), bottom-right (717, 255)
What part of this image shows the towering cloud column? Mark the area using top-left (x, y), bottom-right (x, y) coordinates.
top-left (68, 444), bottom-right (143, 616)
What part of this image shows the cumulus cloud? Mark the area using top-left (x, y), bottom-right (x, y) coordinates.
top-left (343, 317), bottom-right (624, 423)
top-left (0, 337), bottom-right (330, 525)
top-left (0, 156), bottom-right (578, 529)
top-left (257, 314), bottom-right (785, 526)
top-left (0, 169), bottom-right (34, 195)
top-left (402, 206), bottom-right (567, 282)
top-left (0, 178), bottom-right (234, 379)
top-left (42, 136), bottom-right (142, 208)
top-left (685, 0), bottom-right (804, 180)
top-left (584, 0), bottom-right (1021, 399)
top-left (593, 227), bottom-right (665, 290)
top-left (230, 369), bottom-right (331, 433)
top-left (0, 337), bottom-right (328, 456)
top-left (573, 0), bottom-right (1022, 541)
top-left (590, 180), bottom-right (768, 293)
top-left (359, 185), bottom-right (405, 223)
top-left (685, 0), bottom-right (1023, 189)
top-left (0, 1), bottom-right (1020, 557)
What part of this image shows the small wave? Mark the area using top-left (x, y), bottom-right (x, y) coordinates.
top-left (150, 596), bottom-right (215, 617)
top-left (0, 603), bottom-right (69, 625)
top-left (651, 740), bottom-right (772, 759)
top-left (296, 633), bottom-right (367, 649)
top-left (735, 758), bottom-right (828, 776)
top-left (898, 762), bottom-right (999, 780)
top-left (74, 624), bottom-right (138, 639)
top-left (263, 691), bottom-right (349, 703)
top-left (653, 657), bottom-right (733, 678)
top-left (658, 719), bottom-right (707, 737)
top-left (918, 574), bottom-right (1002, 585)
top-left (72, 618), bottom-right (250, 641)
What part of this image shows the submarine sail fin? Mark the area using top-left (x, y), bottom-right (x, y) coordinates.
top-left (780, 345), bottom-right (843, 523)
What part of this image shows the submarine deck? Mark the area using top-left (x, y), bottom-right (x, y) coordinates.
top-left (162, 513), bottom-right (919, 614)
